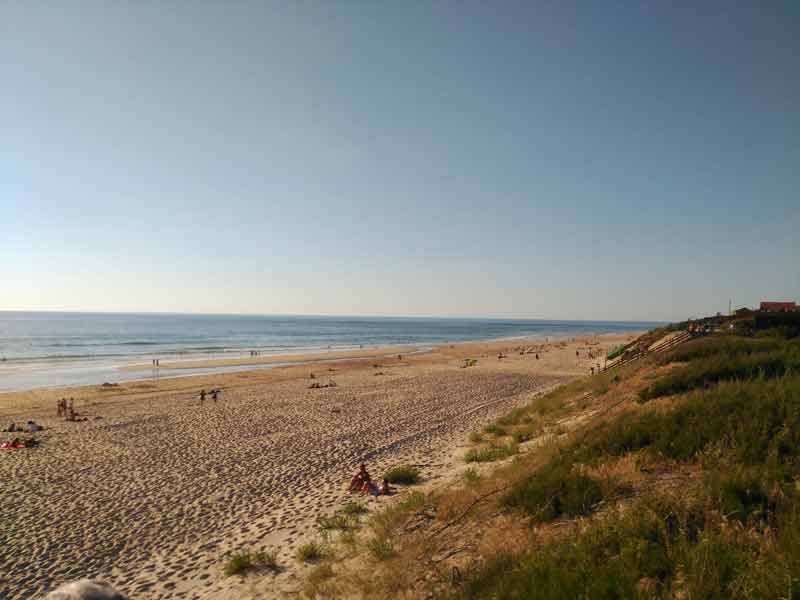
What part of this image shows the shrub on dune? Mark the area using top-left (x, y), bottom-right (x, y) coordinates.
top-left (384, 465), bottom-right (421, 484)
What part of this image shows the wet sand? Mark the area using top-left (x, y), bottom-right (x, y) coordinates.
top-left (119, 344), bottom-right (422, 371)
top-left (0, 335), bottom-right (633, 599)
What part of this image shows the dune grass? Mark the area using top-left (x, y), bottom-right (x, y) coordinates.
top-left (640, 348), bottom-right (799, 401)
top-left (338, 501), bottom-right (368, 516)
top-left (656, 336), bottom-right (784, 366)
top-left (452, 339), bottom-right (800, 598)
top-left (453, 490), bottom-right (800, 600)
top-left (317, 514), bottom-right (357, 532)
top-left (296, 540), bottom-right (328, 563)
top-left (383, 465), bottom-right (420, 485)
top-left (502, 459), bottom-right (608, 522)
top-left (465, 442), bottom-right (519, 463)
top-left (584, 377), bottom-right (800, 478)
top-left (222, 548), bottom-right (279, 576)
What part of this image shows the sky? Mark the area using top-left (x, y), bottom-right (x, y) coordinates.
top-left (1, 2), bottom-right (798, 322)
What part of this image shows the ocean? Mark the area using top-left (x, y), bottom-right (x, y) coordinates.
top-left (0, 312), bottom-right (661, 391)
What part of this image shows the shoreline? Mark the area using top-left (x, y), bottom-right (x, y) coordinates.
top-left (0, 329), bottom-right (645, 395)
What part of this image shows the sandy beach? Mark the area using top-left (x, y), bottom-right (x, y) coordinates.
top-left (0, 334), bottom-right (634, 599)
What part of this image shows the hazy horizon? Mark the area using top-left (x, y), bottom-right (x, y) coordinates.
top-left (3, 2), bottom-right (798, 322)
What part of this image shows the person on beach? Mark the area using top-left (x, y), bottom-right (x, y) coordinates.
top-left (200, 389), bottom-right (206, 403)
top-left (361, 478), bottom-right (379, 496)
top-left (349, 463), bottom-right (371, 492)
top-left (379, 478), bottom-right (393, 495)
top-left (211, 389), bottom-right (219, 402)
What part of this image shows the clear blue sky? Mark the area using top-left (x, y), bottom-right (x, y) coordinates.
top-left (2, 2), bottom-right (798, 321)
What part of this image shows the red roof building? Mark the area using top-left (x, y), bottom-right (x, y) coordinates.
top-left (759, 301), bottom-right (797, 312)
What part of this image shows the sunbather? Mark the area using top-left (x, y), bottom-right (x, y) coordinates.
top-left (349, 463), bottom-right (371, 492)
top-left (360, 479), bottom-right (379, 496)
top-left (378, 478), bottom-right (393, 495)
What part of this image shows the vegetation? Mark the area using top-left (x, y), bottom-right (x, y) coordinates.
top-left (316, 513), bottom-right (357, 532)
top-left (296, 540), bottom-right (327, 563)
top-left (606, 343), bottom-right (626, 360)
top-left (641, 341), bottom-right (799, 401)
top-left (222, 548), bottom-right (279, 576)
top-left (383, 464), bottom-right (421, 484)
top-left (462, 467), bottom-right (481, 485)
top-left (366, 535), bottom-right (396, 559)
top-left (503, 459), bottom-right (608, 522)
top-left (465, 441), bottom-right (518, 463)
top-left (338, 501), bottom-right (368, 516)
top-left (453, 491), bottom-right (800, 599)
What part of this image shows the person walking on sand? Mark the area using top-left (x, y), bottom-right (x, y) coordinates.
top-left (200, 389), bottom-right (206, 403)
top-left (211, 389), bottom-right (218, 402)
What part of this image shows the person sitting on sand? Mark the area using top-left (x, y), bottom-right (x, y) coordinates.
top-left (349, 463), bottom-right (371, 492)
top-left (379, 478), bottom-right (393, 495)
top-left (361, 478), bottom-right (379, 496)
top-left (27, 420), bottom-right (41, 433)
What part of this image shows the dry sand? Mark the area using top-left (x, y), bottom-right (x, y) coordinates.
top-left (0, 335), bottom-right (634, 599)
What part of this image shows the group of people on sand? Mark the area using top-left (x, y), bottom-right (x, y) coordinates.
top-left (1, 436), bottom-right (39, 450)
top-left (3, 420), bottom-right (41, 433)
top-left (348, 463), bottom-right (393, 496)
top-left (57, 397), bottom-right (78, 421)
top-left (199, 389), bottom-right (221, 403)
top-left (2, 421), bottom-right (41, 450)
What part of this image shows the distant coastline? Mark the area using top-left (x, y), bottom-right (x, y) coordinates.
top-left (0, 312), bottom-right (660, 391)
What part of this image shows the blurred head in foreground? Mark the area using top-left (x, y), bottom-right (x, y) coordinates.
top-left (45, 580), bottom-right (128, 600)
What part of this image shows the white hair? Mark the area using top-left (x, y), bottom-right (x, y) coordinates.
top-left (45, 580), bottom-right (128, 600)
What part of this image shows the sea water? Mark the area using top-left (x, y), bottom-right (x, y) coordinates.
top-left (0, 311), bottom-right (661, 391)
